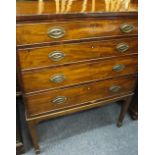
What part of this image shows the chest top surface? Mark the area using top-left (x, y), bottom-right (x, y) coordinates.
top-left (16, 0), bottom-right (138, 21)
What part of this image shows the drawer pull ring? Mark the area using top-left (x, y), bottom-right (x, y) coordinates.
top-left (48, 27), bottom-right (65, 39)
top-left (52, 96), bottom-right (67, 104)
top-left (112, 64), bottom-right (125, 72)
top-left (116, 43), bottom-right (129, 53)
top-left (109, 85), bottom-right (121, 93)
top-left (120, 24), bottom-right (134, 33)
top-left (48, 51), bottom-right (65, 61)
top-left (50, 74), bottom-right (65, 83)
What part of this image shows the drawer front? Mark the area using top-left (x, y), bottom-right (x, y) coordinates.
top-left (22, 55), bottom-right (137, 93)
top-left (26, 76), bottom-right (136, 117)
top-left (17, 19), bottom-right (137, 45)
top-left (18, 37), bottom-right (138, 70)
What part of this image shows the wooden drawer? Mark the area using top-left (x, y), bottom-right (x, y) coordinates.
top-left (26, 75), bottom-right (136, 117)
top-left (18, 37), bottom-right (138, 70)
top-left (22, 55), bottom-right (137, 93)
top-left (17, 19), bottom-right (137, 45)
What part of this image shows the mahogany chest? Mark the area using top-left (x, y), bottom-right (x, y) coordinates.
top-left (16, 0), bottom-right (138, 154)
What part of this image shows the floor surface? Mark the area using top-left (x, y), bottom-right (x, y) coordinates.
top-left (20, 103), bottom-right (138, 155)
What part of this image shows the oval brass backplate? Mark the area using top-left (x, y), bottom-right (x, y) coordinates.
top-left (116, 43), bottom-right (129, 53)
top-left (52, 96), bottom-right (67, 104)
top-left (50, 74), bottom-right (65, 83)
top-left (112, 64), bottom-right (125, 72)
top-left (120, 24), bottom-right (134, 33)
top-left (48, 27), bottom-right (65, 39)
top-left (48, 51), bottom-right (65, 61)
top-left (109, 85), bottom-right (121, 93)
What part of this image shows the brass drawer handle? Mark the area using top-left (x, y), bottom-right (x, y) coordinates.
top-left (112, 64), bottom-right (125, 72)
top-left (52, 96), bottom-right (67, 104)
top-left (50, 74), bottom-right (65, 83)
top-left (116, 43), bottom-right (129, 53)
top-left (120, 24), bottom-right (134, 33)
top-left (109, 85), bottom-right (121, 93)
top-left (48, 51), bottom-right (65, 61)
top-left (48, 27), bottom-right (65, 39)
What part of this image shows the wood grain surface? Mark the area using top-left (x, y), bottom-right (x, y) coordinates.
top-left (17, 18), bottom-right (137, 45)
top-left (26, 75), bottom-right (136, 117)
top-left (17, 0), bottom-right (138, 16)
top-left (21, 55), bottom-right (137, 93)
top-left (18, 37), bottom-right (138, 70)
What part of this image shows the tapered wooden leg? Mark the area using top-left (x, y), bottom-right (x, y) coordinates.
top-left (117, 96), bottom-right (133, 127)
top-left (27, 121), bottom-right (40, 154)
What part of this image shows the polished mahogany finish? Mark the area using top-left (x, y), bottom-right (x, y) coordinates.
top-left (26, 75), bottom-right (136, 117)
top-left (22, 55), bottom-right (137, 93)
top-left (18, 37), bottom-right (137, 70)
top-left (17, 18), bottom-right (137, 45)
top-left (17, 0), bottom-right (138, 21)
top-left (16, 0), bottom-right (138, 154)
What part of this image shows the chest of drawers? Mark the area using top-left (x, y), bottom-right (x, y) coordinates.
top-left (16, 0), bottom-right (138, 154)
